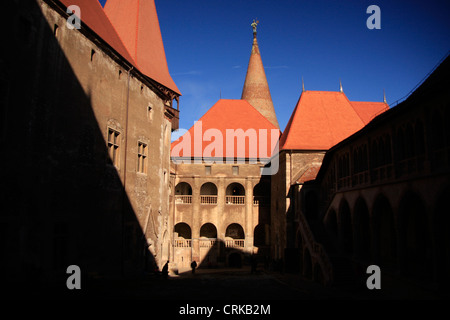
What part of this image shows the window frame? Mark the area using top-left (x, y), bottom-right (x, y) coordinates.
top-left (107, 127), bottom-right (120, 167)
top-left (137, 141), bottom-right (148, 174)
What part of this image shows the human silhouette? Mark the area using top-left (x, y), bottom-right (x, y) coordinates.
top-left (162, 260), bottom-right (169, 280)
top-left (191, 260), bottom-right (197, 274)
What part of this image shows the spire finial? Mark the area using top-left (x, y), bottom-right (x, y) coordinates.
top-left (251, 18), bottom-right (259, 35)
top-left (302, 77), bottom-right (305, 92)
top-left (383, 88), bottom-right (386, 103)
top-left (339, 79), bottom-right (343, 93)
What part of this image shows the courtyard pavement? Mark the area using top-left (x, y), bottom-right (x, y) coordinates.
top-left (73, 265), bottom-right (443, 301)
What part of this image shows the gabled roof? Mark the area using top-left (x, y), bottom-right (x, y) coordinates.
top-left (104, 0), bottom-right (180, 95)
top-left (279, 91), bottom-right (388, 150)
top-left (59, 0), bottom-right (135, 65)
top-left (171, 99), bottom-right (281, 159)
top-left (58, 0), bottom-right (179, 95)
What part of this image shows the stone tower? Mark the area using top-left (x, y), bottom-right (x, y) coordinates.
top-left (241, 20), bottom-right (280, 129)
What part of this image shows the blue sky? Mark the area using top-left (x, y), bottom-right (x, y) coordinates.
top-left (100, 0), bottom-right (449, 136)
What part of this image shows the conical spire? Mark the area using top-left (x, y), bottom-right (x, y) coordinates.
top-left (241, 20), bottom-right (279, 129)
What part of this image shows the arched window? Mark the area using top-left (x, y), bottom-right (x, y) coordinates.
top-left (254, 224), bottom-right (269, 247)
top-left (200, 182), bottom-right (218, 204)
top-left (226, 223), bottom-right (245, 239)
top-left (200, 223), bottom-right (217, 238)
top-left (226, 183), bottom-right (245, 205)
top-left (174, 222), bottom-right (191, 239)
top-left (225, 223), bottom-right (245, 247)
top-left (174, 222), bottom-right (192, 248)
top-left (253, 181), bottom-right (270, 206)
top-left (175, 182), bottom-right (192, 204)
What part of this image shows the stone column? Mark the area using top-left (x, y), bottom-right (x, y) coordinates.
top-left (245, 177), bottom-right (254, 253)
top-left (191, 175), bottom-right (200, 262)
top-left (217, 177), bottom-right (225, 240)
top-left (217, 177), bottom-right (225, 264)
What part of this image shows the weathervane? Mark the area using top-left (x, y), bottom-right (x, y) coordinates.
top-left (251, 18), bottom-right (259, 34)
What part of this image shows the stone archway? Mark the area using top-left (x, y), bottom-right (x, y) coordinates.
top-left (354, 197), bottom-right (370, 261)
top-left (399, 192), bottom-right (432, 278)
top-left (372, 194), bottom-right (396, 267)
top-left (339, 199), bottom-right (353, 255)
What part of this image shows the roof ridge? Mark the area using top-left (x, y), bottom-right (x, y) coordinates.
top-left (341, 92), bottom-right (366, 126)
top-left (184, 99), bottom-right (279, 133)
top-left (242, 100), bottom-right (281, 130)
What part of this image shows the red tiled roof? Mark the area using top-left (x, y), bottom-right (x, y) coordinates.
top-left (280, 91), bottom-right (388, 150)
top-left (171, 99), bottom-right (281, 159)
top-left (59, 0), bottom-right (135, 66)
top-left (350, 101), bottom-right (389, 124)
top-left (104, 0), bottom-right (180, 94)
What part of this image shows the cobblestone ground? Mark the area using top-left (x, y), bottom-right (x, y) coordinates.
top-left (75, 266), bottom-right (443, 300)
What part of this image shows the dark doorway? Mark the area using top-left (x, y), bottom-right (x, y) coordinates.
top-left (228, 252), bottom-right (242, 268)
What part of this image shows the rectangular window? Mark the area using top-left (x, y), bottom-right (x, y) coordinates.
top-left (107, 128), bottom-right (120, 167)
top-left (137, 141), bottom-right (147, 173)
top-left (232, 166), bottom-right (239, 175)
top-left (205, 166), bottom-right (211, 175)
